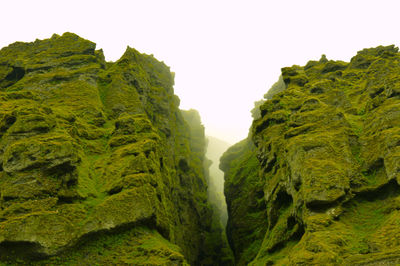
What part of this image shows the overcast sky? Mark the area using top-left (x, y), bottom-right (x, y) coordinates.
top-left (1, 0), bottom-right (399, 143)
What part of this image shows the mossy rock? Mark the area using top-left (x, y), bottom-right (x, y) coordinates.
top-left (222, 45), bottom-right (400, 265)
top-left (0, 33), bottom-right (222, 265)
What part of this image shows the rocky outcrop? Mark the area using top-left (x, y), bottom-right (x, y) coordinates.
top-left (221, 45), bottom-right (400, 265)
top-left (0, 33), bottom-right (218, 265)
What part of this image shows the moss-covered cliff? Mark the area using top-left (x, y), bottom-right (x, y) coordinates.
top-left (0, 33), bottom-right (220, 265)
top-left (220, 138), bottom-right (266, 265)
top-left (221, 45), bottom-right (400, 265)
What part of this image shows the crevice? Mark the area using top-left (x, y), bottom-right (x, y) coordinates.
top-left (276, 190), bottom-right (293, 210)
top-left (256, 190), bottom-right (264, 199)
top-left (255, 117), bottom-right (286, 134)
top-left (107, 186), bottom-right (123, 195)
top-left (388, 89), bottom-right (400, 98)
top-left (269, 190), bottom-right (293, 229)
top-left (3, 196), bottom-right (18, 201)
top-left (0, 114), bottom-right (16, 133)
top-left (291, 223), bottom-right (305, 241)
top-left (2, 66), bottom-right (25, 88)
top-left (287, 216), bottom-right (296, 231)
top-left (0, 241), bottom-right (47, 261)
top-left (262, 156), bottom-right (276, 172)
top-left (310, 86), bottom-right (324, 94)
top-left (45, 162), bottom-right (76, 176)
top-left (306, 195), bottom-right (346, 213)
top-left (369, 87), bottom-right (384, 98)
top-left (293, 178), bottom-right (301, 191)
top-left (178, 158), bottom-right (190, 173)
top-left (144, 149), bottom-right (151, 158)
top-left (354, 178), bottom-right (400, 200)
top-left (57, 196), bottom-right (75, 204)
top-left (66, 179), bottom-right (77, 187)
top-left (268, 241), bottom-right (285, 253)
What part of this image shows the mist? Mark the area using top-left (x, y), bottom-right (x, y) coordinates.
top-left (206, 136), bottom-right (232, 226)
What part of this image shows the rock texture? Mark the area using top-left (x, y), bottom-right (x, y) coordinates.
top-left (221, 45), bottom-right (400, 265)
top-left (0, 33), bottom-right (219, 265)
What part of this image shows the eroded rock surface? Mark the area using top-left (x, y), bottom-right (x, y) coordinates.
top-left (221, 45), bottom-right (400, 265)
top-left (0, 33), bottom-right (221, 265)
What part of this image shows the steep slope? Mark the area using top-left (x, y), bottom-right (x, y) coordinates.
top-left (220, 138), bottom-right (266, 265)
top-left (206, 136), bottom-right (231, 226)
top-left (0, 33), bottom-right (217, 265)
top-left (221, 45), bottom-right (400, 265)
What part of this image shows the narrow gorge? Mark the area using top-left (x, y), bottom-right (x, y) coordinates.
top-left (0, 34), bottom-right (400, 265)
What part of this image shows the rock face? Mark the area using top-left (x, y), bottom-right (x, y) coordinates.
top-left (0, 33), bottom-right (218, 265)
top-left (221, 45), bottom-right (400, 265)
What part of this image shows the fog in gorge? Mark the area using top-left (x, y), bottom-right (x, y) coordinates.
top-left (206, 136), bottom-right (231, 226)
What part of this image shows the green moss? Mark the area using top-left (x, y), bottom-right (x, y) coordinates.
top-left (221, 138), bottom-right (267, 265)
top-left (223, 45), bottom-right (400, 265)
top-left (0, 33), bottom-right (221, 265)
top-left (7, 226), bottom-right (188, 266)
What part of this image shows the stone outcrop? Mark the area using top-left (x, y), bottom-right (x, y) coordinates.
top-left (0, 33), bottom-right (220, 265)
top-left (221, 45), bottom-right (400, 265)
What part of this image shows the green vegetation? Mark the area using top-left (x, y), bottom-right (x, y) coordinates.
top-left (0, 33), bottom-right (224, 265)
top-left (2, 33), bottom-right (400, 266)
top-left (2, 226), bottom-right (189, 266)
top-left (221, 45), bottom-right (400, 265)
top-left (220, 138), bottom-right (267, 265)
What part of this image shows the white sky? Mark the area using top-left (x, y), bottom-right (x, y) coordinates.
top-left (1, 0), bottom-right (399, 143)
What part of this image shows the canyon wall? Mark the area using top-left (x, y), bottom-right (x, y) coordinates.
top-left (221, 45), bottom-right (400, 265)
top-left (0, 33), bottom-right (225, 265)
